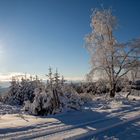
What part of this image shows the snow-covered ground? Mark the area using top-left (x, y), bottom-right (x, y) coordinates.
top-left (0, 93), bottom-right (140, 140)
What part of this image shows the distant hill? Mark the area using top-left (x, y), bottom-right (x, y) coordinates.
top-left (0, 81), bottom-right (10, 95)
top-left (0, 81), bottom-right (10, 88)
top-left (0, 87), bottom-right (9, 95)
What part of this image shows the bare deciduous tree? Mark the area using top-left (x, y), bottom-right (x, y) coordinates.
top-left (85, 9), bottom-right (140, 97)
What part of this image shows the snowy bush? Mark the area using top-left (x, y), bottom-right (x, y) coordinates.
top-left (23, 68), bottom-right (84, 115)
top-left (24, 84), bottom-right (84, 115)
top-left (60, 85), bottom-right (84, 110)
top-left (24, 88), bottom-right (55, 115)
top-left (80, 93), bottom-right (93, 103)
top-left (0, 102), bottom-right (21, 115)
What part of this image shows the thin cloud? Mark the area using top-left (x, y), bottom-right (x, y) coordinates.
top-left (0, 72), bottom-right (28, 81)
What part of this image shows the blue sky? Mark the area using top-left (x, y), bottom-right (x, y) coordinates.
top-left (0, 0), bottom-right (140, 81)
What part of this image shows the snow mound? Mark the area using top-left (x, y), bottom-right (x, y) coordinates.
top-left (0, 102), bottom-right (21, 115)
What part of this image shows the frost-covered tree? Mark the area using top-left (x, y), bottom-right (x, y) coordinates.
top-left (2, 75), bottom-right (44, 105)
top-left (126, 65), bottom-right (140, 98)
top-left (45, 68), bottom-right (60, 110)
top-left (61, 75), bottom-right (66, 86)
top-left (24, 88), bottom-right (56, 115)
top-left (85, 9), bottom-right (140, 97)
top-left (24, 83), bottom-right (84, 115)
top-left (24, 69), bottom-right (86, 115)
top-left (46, 67), bottom-right (54, 89)
top-left (54, 69), bottom-right (60, 88)
top-left (2, 69), bottom-right (86, 116)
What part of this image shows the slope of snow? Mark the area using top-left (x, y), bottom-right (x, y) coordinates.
top-left (0, 114), bottom-right (58, 129)
top-left (0, 94), bottom-right (140, 140)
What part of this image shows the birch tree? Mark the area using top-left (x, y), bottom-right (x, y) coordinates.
top-left (85, 9), bottom-right (140, 97)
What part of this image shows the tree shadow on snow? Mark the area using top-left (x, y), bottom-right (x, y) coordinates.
top-left (0, 107), bottom-right (139, 140)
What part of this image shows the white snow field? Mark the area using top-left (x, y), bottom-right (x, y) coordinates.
top-left (0, 94), bottom-right (140, 140)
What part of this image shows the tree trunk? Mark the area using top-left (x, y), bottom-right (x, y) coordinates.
top-left (110, 83), bottom-right (116, 98)
top-left (126, 91), bottom-right (131, 99)
top-left (52, 89), bottom-right (60, 109)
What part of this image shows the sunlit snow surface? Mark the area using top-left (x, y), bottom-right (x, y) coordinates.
top-left (0, 93), bottom-right (140, 140)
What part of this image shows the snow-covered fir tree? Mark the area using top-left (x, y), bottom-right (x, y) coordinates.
top-left (24, 68), bottom-right (85, 115)
top-left (1, 68), bottom-right (89, 116)
top-left (2, 75), bottom-right (43, 105)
